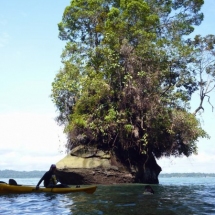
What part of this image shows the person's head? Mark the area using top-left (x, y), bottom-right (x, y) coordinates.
top-left (144, 185), bottom-right (154, 194)
top-left (50, 164), bottom-right (57, 172)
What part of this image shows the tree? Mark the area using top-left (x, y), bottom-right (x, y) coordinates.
top-left (190, 35), bottom-right (215, 115)
top-left (51, 0), bottom-right (210, 182)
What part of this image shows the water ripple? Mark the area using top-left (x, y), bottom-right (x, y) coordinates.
top-left (0, 177), bottom-right (215, 215)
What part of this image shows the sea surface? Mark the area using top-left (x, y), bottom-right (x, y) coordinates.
top-left (0, 177), bottom-right (214, 215)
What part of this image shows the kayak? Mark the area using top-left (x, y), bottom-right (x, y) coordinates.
top-left (0, 182), bottom-right (97, 194)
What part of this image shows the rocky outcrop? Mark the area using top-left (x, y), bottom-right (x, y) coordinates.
top-left (56, 168), bottom-right (134, 185)
top-left (56, 145), bottom-right (161, 185)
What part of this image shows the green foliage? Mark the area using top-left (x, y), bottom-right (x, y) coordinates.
top-left (51, 62), bottom-right (82, 123)
top-left (105, 107), bottom-right (117, 122)
top-left (51, 0), bottom-right (212, 165)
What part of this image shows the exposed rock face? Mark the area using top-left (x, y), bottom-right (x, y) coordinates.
top-left (56, 145), bottom-right (161, 185)
top-left (56, 168), bottom-right (134, 185)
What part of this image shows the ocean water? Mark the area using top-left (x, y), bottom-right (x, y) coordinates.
top-left (0, 177), bottom-right (214, 215)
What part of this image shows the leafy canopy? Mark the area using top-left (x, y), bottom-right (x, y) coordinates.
top-left (52, 0), bottom-right (211, 164)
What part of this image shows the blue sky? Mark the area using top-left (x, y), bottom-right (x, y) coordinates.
top-left (0, 0), bottom-right (214, 172)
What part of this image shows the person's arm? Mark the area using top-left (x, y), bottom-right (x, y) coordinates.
top-left (36, 173), bottom-right (46, 189)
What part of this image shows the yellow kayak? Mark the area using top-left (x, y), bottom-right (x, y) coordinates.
top-left (0, 182), bottom-right (97, 194)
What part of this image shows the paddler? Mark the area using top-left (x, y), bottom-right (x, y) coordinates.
top-left (36, 164), bottom-right (68, 189)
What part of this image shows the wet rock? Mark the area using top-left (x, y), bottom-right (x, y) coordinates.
top-left (56, 145), bottom-right (161, 185)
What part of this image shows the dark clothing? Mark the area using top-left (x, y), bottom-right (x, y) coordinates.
top-left (144, 185), bottom-right (154, 194)
top-left (36, 170), bottom-right (57, 188)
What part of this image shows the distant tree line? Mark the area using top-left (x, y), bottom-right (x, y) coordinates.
top-left (159, 173), bottom-right (215, 178)
top-left (0, 170), bottom-right (45, 178)
top-left (1, 170), bottom-right (214, 178)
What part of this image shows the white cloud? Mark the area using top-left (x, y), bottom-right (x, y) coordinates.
top-left (1, 112), bottom-right (214, 173)
top-left (157, 148), bottom-right (215, 174)
top-left (0, 112), bottom-right (67, 171)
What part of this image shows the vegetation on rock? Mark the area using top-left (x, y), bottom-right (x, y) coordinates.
top-left (51, 0), bottom-right (215, 172)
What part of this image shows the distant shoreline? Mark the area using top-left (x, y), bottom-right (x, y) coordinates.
top-left (0, 170), bottom-right (215, 178)
top-left (0, 170), bottom-right (45, 178)
top-left (159, 173), bottom-right (215, 177)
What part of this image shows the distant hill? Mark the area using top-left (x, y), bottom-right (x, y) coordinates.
top-left (159, 173), bottom-right (215, 177)
top-left (0, 170), bottom-right (45, 178)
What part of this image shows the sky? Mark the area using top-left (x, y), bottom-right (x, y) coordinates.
top-left (0, 1), bottom-right (214, 173)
